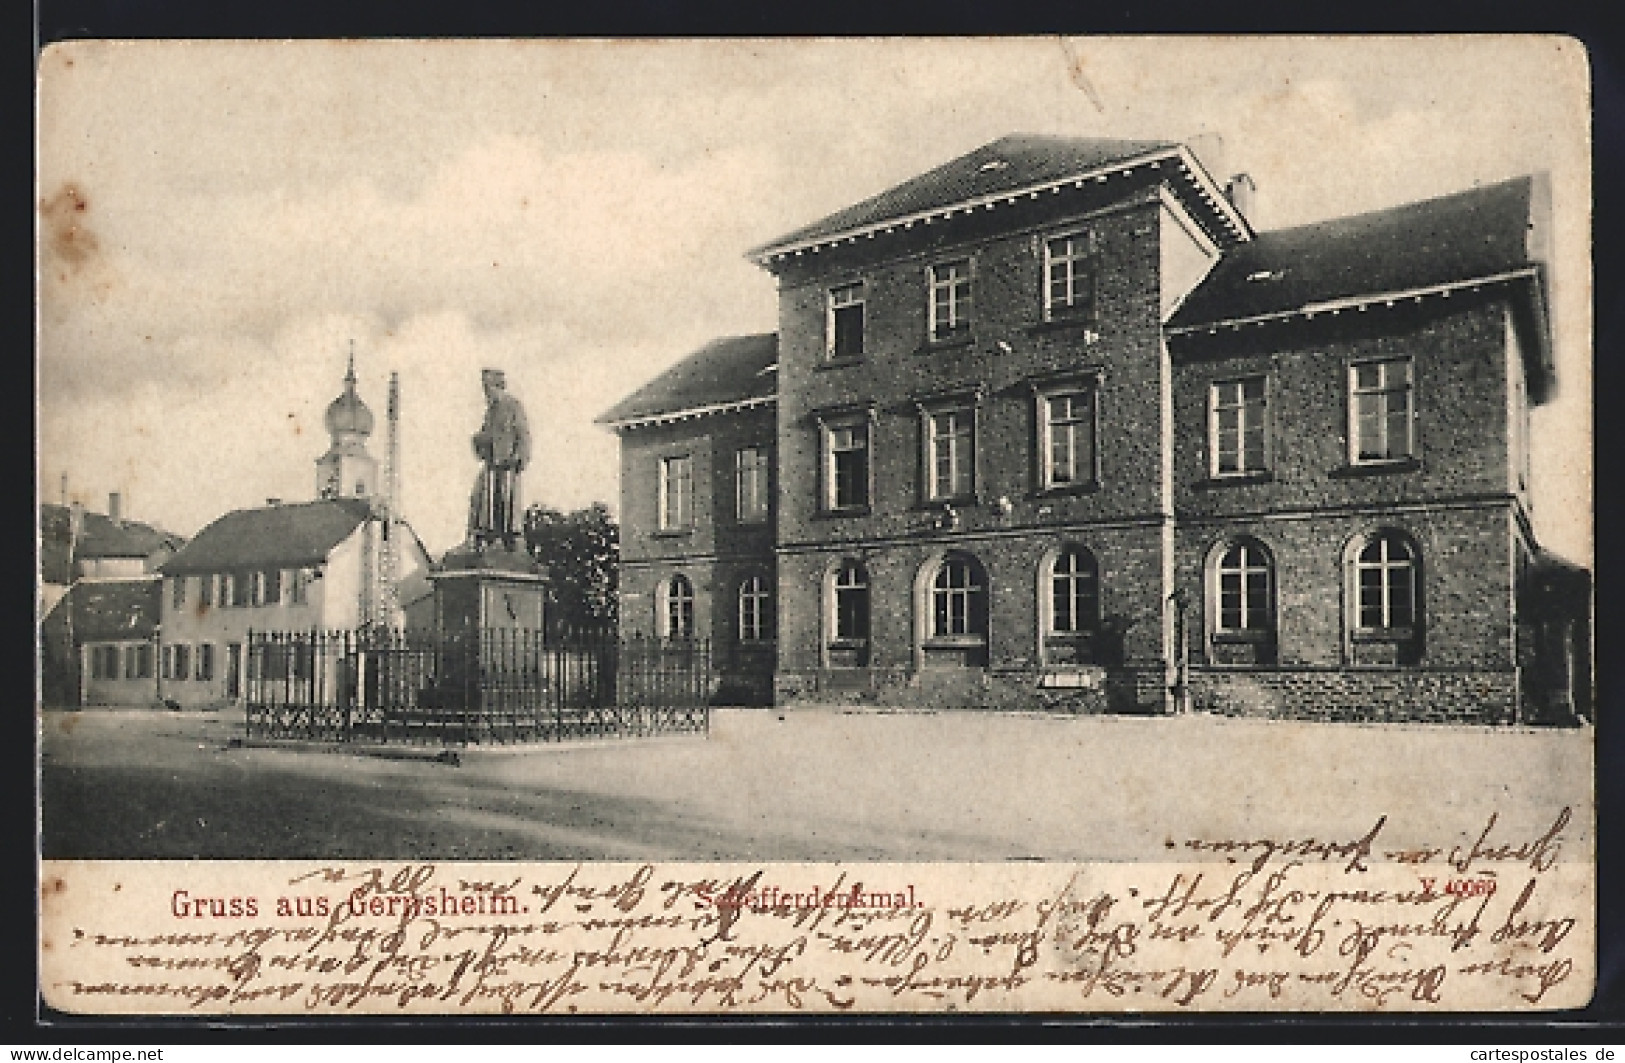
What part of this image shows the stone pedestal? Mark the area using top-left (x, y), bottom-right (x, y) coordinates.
top-left (430, 543), bottom-right (549, 634)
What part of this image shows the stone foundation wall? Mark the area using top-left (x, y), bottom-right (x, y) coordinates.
top-left (1188, 666), bottom-right (1520, 725)
top-left (775, 664), bottom-right (1168, 715)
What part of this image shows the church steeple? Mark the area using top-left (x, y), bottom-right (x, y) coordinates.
top-left (315, 343), bottom-right (379, 500)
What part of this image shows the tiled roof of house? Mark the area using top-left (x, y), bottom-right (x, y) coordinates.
top-left (1167, 176), bottom-right (1548, 332)
top-left (596, 333), bottom-right (779, 427)
top-left (45, 578), bottom-right (163, 642)
top-left (38, 503), bottom-right (184, 578)
top-left (753, 135), bottom-right (1183, 258)
top-left (160, 498), bottom-right (374, 575)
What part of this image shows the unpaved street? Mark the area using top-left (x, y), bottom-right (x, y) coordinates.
top-left (40, 708), bottom-right (1591, 862)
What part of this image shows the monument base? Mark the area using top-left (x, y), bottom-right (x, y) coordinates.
top-left (429, 542), bottom-right (549, 633)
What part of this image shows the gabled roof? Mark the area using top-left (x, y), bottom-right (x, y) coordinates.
top-left (750, 134), bottom-right (1249, 261)
top-left (160, 498), bottom-right (374, 575)
top-left (45, 578), bottom-right (163, 642)
top-left (1167, 176), bottom-right (1550, 333)
top-left (38, 503), bottom-right (184, 573)
top-left (596, 333), bottom-right (778, 429)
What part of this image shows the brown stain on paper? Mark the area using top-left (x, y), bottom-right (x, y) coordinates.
top-left (40, 184), bottom-right (99, 274)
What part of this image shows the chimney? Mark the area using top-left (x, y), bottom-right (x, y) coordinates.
top-left (108, 492), bottom-right (122, 524)
top-left (1223, 173), bottom-right (1256, 225)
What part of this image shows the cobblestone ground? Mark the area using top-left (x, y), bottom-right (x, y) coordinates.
top-left (40, 707), bottom-right (1591, 862)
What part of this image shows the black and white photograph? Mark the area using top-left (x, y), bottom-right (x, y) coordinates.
top-left (36, 37), bottom-right (1595, 1014)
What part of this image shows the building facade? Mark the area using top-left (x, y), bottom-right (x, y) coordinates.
top-left (602, 134), bottom-right (1589, 724)
top-left (39, 493), bottom-right (184, 707)
top-left (599, 334), bottom-right (778, 704)
top-left (155, 363), bottom-right (432, 709)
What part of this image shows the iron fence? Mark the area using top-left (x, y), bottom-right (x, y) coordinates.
top-left (244, 627), bottom-right (710, 745)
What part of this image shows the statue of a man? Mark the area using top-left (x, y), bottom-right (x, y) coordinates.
top-left (468, 368), bottom-right (531, 551)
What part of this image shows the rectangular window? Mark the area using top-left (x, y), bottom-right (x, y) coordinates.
top-left (171, 577), bottom-right (186, 609)
top-left (825, 422), bottom-right (870, 511)
top-left (1039, 387), bottom-right (1098, 490)
top-left (1210, 377), bottom-right (1269, 475)
top-left (928, 260), bottom-right (972, 342)
top-left (1350, 358), bottom-right (1414, 462)
top-left (264, 568), bottom-right (282, 605)
top-left (735, 447), bottom-right (769, 523)
top-left (136, 643), bottom-right (153, 679)
top-left (289, 569), bottom-right (308, 605)
top-left (174, 643), bottom-right (191, 681)
top-left (196, 643), bottom-right (215, 682)
top-left (928, 408), bottom-right (975, 500)
top-left (1045, 232), bottom-right (1095, 320)
top-left (250, 571), bottom-right (265, 608)
top-left (123, 645), bottom-right (138, 679)
top-left (658, 456), bottom-right (693, 531)
top-left (200, 574), bottom-right (214, 608)
top-left (232, 571), bottom-right (252, 608)
top-left (828, 283), bottom-right (865, 359)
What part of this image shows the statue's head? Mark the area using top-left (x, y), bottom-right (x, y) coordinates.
top-left (481, 368), bottom-right (506, 398)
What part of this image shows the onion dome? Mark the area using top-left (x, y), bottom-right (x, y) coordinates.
top-left (324, 354), bottom-right (374, 439)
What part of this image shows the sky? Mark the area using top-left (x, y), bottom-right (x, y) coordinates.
top-left (36, 37), bottom-right (1592, 561)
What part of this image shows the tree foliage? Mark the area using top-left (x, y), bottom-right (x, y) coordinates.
top-left (522, 502), bottom-right (618, 633)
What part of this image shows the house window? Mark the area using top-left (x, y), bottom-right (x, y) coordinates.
top-left (931, 554), bottom-right (988, 639)
top-left (1044, 231), bottom-right (1095, 321)
top-left (828, 282), bottom-right (865, 359)
top-left (928, 259), bottom-right (972, 342)
top-left (828, 560), bottom-right (870, 667)
top-left (289, 569), bottom-right (308, 606)
top-left (927, 408), bottom-right (975, 501)
top-left (195, 643), bottom-right (215, 682)
top-left (88, 646), bottom-right (109, 680)
top-left (249, 571), bottom-right (266, 608)
top-left (1350, 358), bottom-right (1414, 462)
top-left (173, 643), bottom-right (191, 681)
top-left (923, 552), bottom-right (989, 668)
top-left (1210, 377), bottom-right (1268, 476)
top-left (1049, 546), bottom-right (1100, 635)
top-left (738, 575), bottom-right (771, 642)
top-left (264, 569), bottom-right (282, 605)
top-left (135, 643), bottom-right (153, 679)
top-left (1039, 387), bottom-right (1098, 490)
top-left (171, 577), bottom-right (186, 609)
top-left (736, 447), bottom-right (769, 523)
top-left (659, 455), bottom-right (694, 531)
top-left (1214, 541), bottom-right (1273, 634)
top-left (221, 572), bottom-right (238, 608)
top-left (1348, 531), bottom-right (1422, 666)
top-left (1355, 532), bottom-right (1417, 632)
top-left (122, 645), bottom-right (137, 679)
top-left (824, 421), bottom-right (870, 511)
top-left (661, 574), bottom-right (695, 639)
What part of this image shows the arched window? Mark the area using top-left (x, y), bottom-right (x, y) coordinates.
top-left (1346, 530), bottom-right (1422, 665)
top-left (1049, 546), bottom-right (1100, 635)
top-left (922, 552), bottom-right (989, 668)
top-left (827, 560), bottom-right (869, 668)
top-left (738, 575), bottom-right (772, 643)
top-left (1215, 541), bottom-right (1272, 634)
top-left (1207, 538), bottom-right (1276, 666)
top-left (1044, 545), bottom-right (1101, 665)
top-left (661, 574), bottom-right (694, 639)
top-left (1355, 534), bottom-right (1416, 631)
top-left (1345, 529), bottom-right (1423, 666)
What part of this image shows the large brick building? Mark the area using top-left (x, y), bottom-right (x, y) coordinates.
top-left (600, 134), bottom-right (1590, 724)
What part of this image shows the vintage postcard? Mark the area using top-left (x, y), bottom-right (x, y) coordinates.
top-left (36, 37), bottom-right (1594, 1015)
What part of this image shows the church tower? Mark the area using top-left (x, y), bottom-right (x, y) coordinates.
top-left (314, 349), bottom-right (379, 501)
